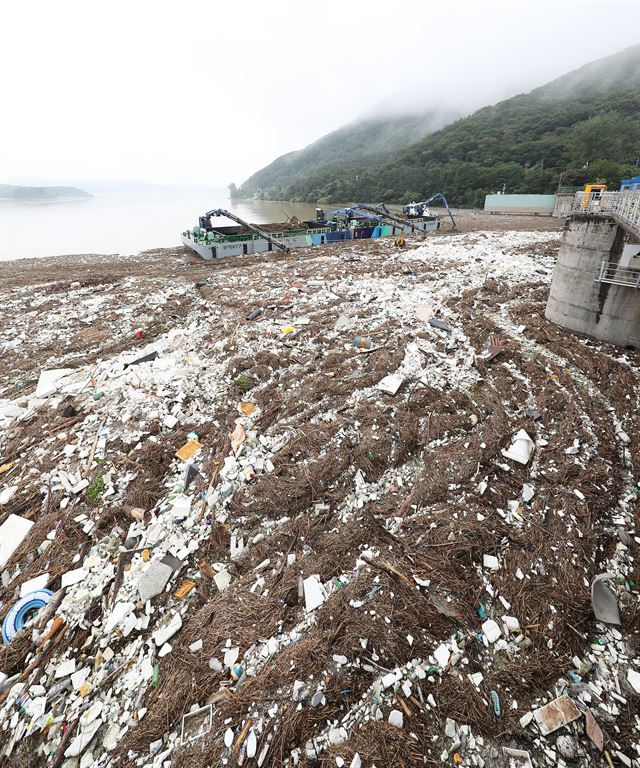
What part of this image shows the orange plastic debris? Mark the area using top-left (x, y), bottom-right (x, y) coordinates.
top-left (240, 402), bottom-right (256, 416)
top-left (199, 560), bottom-right (216, 579)
top-left (37, 616), bottom-right (65, 651)
top-left (175, 438), bottom-right (203, 461)
top-left (174, 579), bottom-right (196, 598)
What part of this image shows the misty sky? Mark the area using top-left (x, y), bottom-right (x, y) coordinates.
top-left (1, 0), bottom-right (638, 189)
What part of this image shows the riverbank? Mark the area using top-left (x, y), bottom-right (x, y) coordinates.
top-left (1, 219), bottom-right (638, 768)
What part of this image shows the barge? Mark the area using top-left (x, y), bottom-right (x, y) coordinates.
top-left (181, 204), bottom-right (441, 260)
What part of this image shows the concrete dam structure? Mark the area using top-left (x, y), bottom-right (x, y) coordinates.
top-left (545, 191), bottom-right (640, 348)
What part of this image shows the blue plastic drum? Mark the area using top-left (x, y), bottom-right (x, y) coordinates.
top-left (2, 589), bottom-right (54, 644)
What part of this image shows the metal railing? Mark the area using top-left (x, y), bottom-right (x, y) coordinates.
top-left (572, 190), bottom-right (640, 236)
top-left (595, 260), bottom-right (640, 289)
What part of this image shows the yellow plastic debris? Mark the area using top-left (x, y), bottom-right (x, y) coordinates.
top-left (142, 549), bottom-right (150, 562)
top-left (282, 325), bottom-right (296, 335)
top-left (239, 402), bottom-right (256, 416)
top-left (0, 462), bottom-right (15, 474)
top-left (175, 438), bottom-right (203, 461)
top-left (79, 682), bottom-right (92, 697)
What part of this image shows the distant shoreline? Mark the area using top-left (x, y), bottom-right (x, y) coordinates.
top-left (0, 183), bottom-right (92, 202)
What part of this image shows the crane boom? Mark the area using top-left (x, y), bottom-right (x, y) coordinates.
top-left (199, 208), bottom-right (291, 253)
top-left (353, 203), bottom-right (428, 236)
top-left (403, 193), bottom-right (457, 230)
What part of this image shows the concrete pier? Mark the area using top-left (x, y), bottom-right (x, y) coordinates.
top-left (545, 214), bottom-right (640, 348)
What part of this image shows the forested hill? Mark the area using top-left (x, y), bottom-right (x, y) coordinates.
top-left (235, 45), bottom-right (640, 207)
top-left (233, 108), bottom-right (459, 200)
top-left (0, 184), bottom-right (92, 201)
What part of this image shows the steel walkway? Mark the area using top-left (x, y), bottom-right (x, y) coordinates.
top-left (572, 190), bottom-right (640, 239)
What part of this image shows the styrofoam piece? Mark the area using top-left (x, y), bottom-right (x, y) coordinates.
top-left (71, 667), bottom-right (90, 690)
top-left (34, 368), bottom-right (75, 399)
top-left (501, 429), bottom-right (535, 465)
top-left (503, 747), bottom-right (533, 768)
top-left (522, 484), bottom-right (535, 502)
top-left (19, 573), bottom-right (49, 597)
top-left (214, 569), bottom-right (232, 592)
top-left (388, 709), bottom-right (404, 728)
top-left (434, 644), bottom-right (450, 668)
top-left (0, 485), bottom-right (18, 505)
top-left (223, 646), bottom-right (239, 668)
top-left (0, 514), bottom-right (34, 568)
top-left (627, 668), bottom-right (640, 694)
top-left (55, 658), bottom-right (77, 678)
top-left (61, 568), bottom-right (88, 588)
top-left (483, 554), bottom-right (500, 571)
top-left (377, 374), bottom-right (404, 395)
top-left (482, 619), bottom-right (501, 643)
top-left (103, 601), bottom-right (134, 634)
top-left (64, 718), bottom-right (103, 757)
top-left (303, 575), bottom-right (325, 612)
top-left (137, 561), bottom-right (173, 603)
top-left (415, 303), bottom-right (433, 321)
top-left (591, 573), bottom-right (621, 625)
top-left (152, 613), bottom-right (182, 646)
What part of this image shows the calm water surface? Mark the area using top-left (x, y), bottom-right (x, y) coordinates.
top-left (0, 188), bottom-right (327, 261)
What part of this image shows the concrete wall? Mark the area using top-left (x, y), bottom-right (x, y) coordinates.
top-left (484, 194), bottom-right (556, 214)
top-left (545, 216), bottom-right (640, 348)
top-left (552, 193), bottom-right (574, 218)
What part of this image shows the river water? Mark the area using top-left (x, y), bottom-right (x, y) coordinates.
top-left (0, 187), bottom-right (327, 261)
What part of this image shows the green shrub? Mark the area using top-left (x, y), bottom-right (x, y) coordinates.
top-left (86, 475), bottom-right (106, 503)
top-left (234, 374), bottom-right (254, 393)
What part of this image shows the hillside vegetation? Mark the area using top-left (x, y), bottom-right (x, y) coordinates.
top-left (234, 109), bottom-right (458, 201)
top-left (235, 45), bottom-right (640, 207)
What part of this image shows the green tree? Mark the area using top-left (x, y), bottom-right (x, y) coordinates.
top-left (569, 113), bottom-right (639, 165)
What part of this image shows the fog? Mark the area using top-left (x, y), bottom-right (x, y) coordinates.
top-left (1, 0), bottom-right (638, 190)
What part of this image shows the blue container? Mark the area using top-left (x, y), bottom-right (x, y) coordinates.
top-left (2, 589), bottom-right (54, 644)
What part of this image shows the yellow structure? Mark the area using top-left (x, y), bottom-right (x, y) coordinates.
top-left (582, 183), bottom-right (607, 208)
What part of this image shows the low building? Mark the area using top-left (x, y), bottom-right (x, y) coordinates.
top-left (484, 193), bottom-right (557, 215)
top-left (620, 175), bottom-right (640, 192)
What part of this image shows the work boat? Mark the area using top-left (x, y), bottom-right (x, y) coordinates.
top-left (181, 203), bottom-right (443, 260)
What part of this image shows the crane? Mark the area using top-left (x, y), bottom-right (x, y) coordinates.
top-left (198, 208), bottom-right (290, 253)
top-left (402, 193), bottom-right (457, 230)
top-left (352, 203), bottom-right (429, 235)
